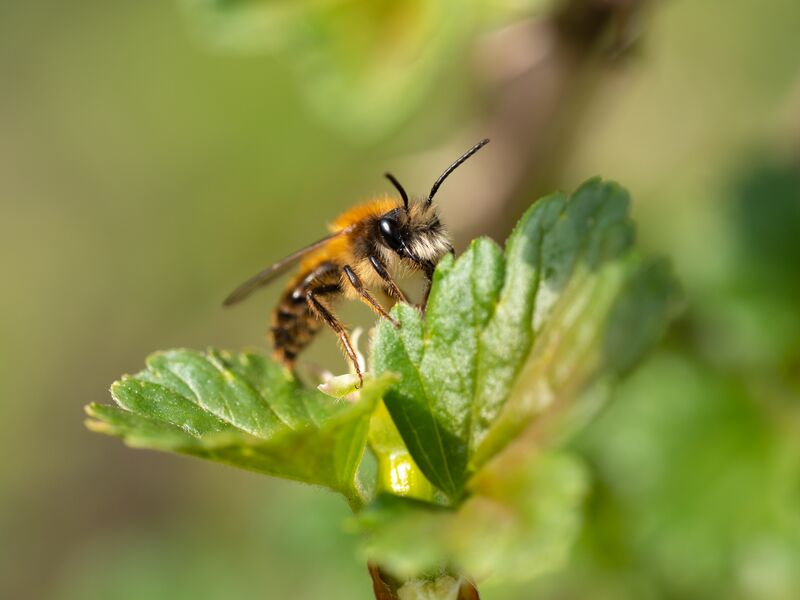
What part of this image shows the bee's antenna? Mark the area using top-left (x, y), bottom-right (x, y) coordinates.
top-left (426, 138), bottom-right (490, 207)
top-left (385, 173), bottom-right (409, 210)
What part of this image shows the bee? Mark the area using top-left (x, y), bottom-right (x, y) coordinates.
top-left (223, 139), bottom-right (489, 386)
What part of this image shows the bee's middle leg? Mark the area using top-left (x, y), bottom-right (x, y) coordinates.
top-left (306, 287), bottom-right (364, 387)
top-left (367, 256), bottom-right (411, 305)
top-left (343, 265), bottom-right (399, 328)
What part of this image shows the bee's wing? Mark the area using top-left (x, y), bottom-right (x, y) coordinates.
top-left (223, 231), bottom-right (345, 307)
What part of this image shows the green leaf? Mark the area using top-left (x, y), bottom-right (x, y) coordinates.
top-left (180, 0), bottom-right (546, 136)
top-left (372, 241), bottom-right (505, 500)
top-left (572, 350), bottom-right (800, 596)
top-left (373, 178), bottom-right (679, 501)
top-left (356, 450), bottom-right (588, 582)
top-left (181, 0), bottom-right (482, 136)
top-left (368, 399), bottom-right (439, 504)
top-left (86, 349), bottom-right (391, 507)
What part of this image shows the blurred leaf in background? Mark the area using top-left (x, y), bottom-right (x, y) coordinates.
top-left (510, 347), bottom-right (800, 600)
top-left (704, 160), bottom-right (800, 374)
top-left (358, 450), bottom-right (588, 583)
top-left (490, 158), bottom-right (800, 600)
top-left (182, 0), bottom-right (547, 136)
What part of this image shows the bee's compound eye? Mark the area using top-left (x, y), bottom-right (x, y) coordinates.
top-left (379, 218), bottom-right (403, 252)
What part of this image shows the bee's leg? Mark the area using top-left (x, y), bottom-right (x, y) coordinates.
top-left (306, 288), bottom-right (363, 388)
top-left (418, 252), bottom-right (445, 310)
top-left (368, 255), bottom-right (410, 304)
top-left (343, 265), bottom-right (400, 328)
top-left (421, 275), bottom-right (434, 309)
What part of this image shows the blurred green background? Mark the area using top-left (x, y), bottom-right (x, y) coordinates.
top-left (1, 0), bottom-right (799, 598)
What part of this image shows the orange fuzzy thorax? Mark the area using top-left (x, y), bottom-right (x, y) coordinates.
top-left (329, 196), bottom-right (401, 232)
top-left (295, 196), bottom-right (402, 274)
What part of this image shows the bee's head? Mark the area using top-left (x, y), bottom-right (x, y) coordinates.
top-left (376, 203), bottom-right (449, 278)
top-left (378, 139), bottom-right (489, 278)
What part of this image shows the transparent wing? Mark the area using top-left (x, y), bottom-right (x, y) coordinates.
top-left (223, 231), bottom-right (344, 306)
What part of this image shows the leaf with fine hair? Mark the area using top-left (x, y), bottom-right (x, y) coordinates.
top-left (86, 349), bottom-right (392, 507)
top-left (372, 178), bottom-right (680, 501)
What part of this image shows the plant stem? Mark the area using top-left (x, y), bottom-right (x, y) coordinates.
top-left (345, 481), bottom-right (367, 513)
top-left (369, 564), bottom-right (480, 600)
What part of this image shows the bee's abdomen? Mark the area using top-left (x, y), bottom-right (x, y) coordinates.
top-left (271, 262), bottom-right (340, 365)
top-left (271, 301), bottom-right (321, 364)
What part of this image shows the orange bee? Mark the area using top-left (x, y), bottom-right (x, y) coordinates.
top-left (224, 139), bottom-right (489, 385)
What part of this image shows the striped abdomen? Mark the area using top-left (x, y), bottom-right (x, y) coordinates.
top-left (271, 261), bottom-right (341, 365)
